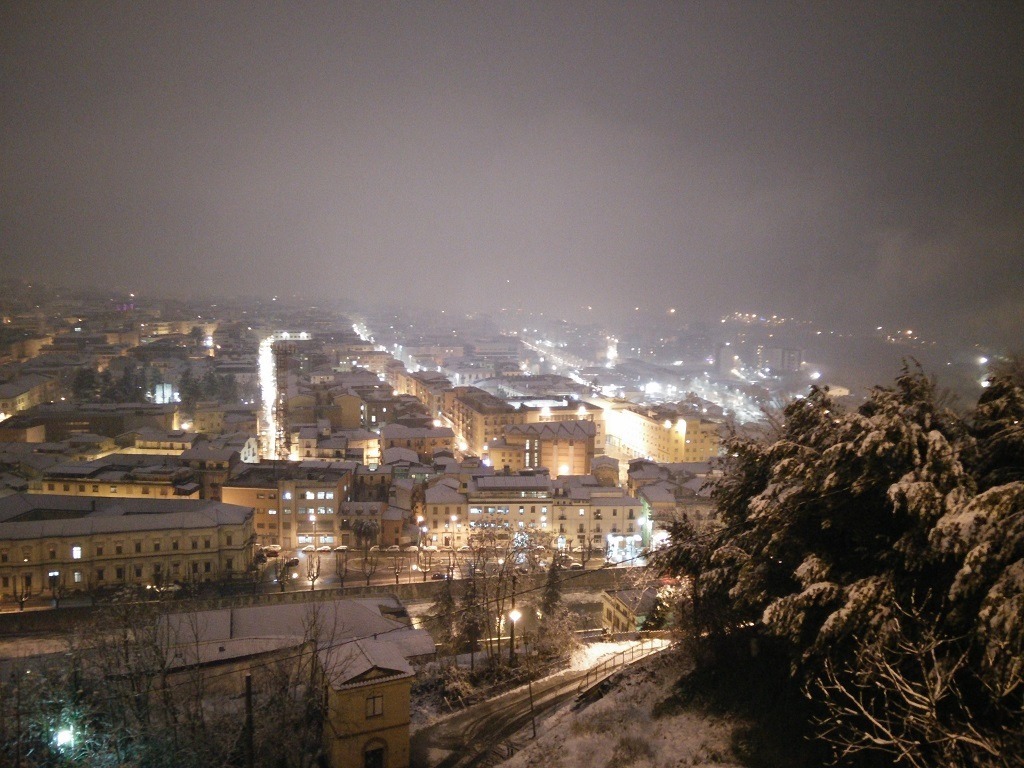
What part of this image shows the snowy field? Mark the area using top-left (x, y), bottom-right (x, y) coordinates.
top-left (497, 649), bottom-right (745, 768)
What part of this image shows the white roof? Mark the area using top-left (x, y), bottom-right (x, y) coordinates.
top-left (0, 494), bottom-right (252, 539)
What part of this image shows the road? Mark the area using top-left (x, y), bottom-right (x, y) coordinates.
top-left (411, 640), bottom-right (667, 768)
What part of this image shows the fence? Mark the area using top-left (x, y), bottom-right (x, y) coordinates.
top-left (575, 633), bottom-right (674, 694)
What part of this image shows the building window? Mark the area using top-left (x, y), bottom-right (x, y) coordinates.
top-left (71, 546), bottom-right (82, 560)
top-left (135, 542), bottom-right (142, 553)
top-left (226, 558), bottom-right (233, 570)
top-left (365, 694), bottom-right (384, 718)
top-left (73, 571), bottom-right (83, 584)
top-left (204, 562), bottom-right (211, 573)
top-left (204, 539), bottom-right (211, 549)
top-left (172, 539), bottom-right (179, 551)
top-left (96, 569), bottom-right (104, 581)
top-left (154, 542), bottom-right (161, 552)
top-left (226, 535), bottom-right (233, 546)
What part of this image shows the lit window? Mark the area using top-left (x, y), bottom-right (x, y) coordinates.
top-left (268, 509), bottom-right (277, 515)
top-left (71, 546), bottom-right (82, 560)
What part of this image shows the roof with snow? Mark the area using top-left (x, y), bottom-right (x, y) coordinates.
top-left (0, 494), bottom-right (251, 539)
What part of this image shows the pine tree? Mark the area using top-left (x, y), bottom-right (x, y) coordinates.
top-left (970, 373), bottom-right (1024, 490)
top-left (655, 367), bottom-right (1024, 766)
top-left (539, 559), bottom-right (562, 619)
top-left (425, 577), bottom-right (457, 654)
top-left (457, 576), bottom-right (487, 673)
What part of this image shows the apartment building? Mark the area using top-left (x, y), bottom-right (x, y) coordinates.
top-left (419, 470), bottom-right (644, 557)
top-left (0, 373), bottom-right (59, 419)
top-left (380, 423), bottom-right (455, 463)
top-left (0, 494), bottom-right (254, 598)
top-left (606, 404), bottom-right (722, 463)
top-left (221, 462), bottom-right (355, 550)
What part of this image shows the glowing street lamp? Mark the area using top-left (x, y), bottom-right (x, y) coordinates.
top-left (56, 727), bottom-right (74, 749)
top-left (509, 607), bottom-right (521, 665)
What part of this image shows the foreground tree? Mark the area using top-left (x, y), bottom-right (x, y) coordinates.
top-left (653, 367), bottom-right (1024, 766)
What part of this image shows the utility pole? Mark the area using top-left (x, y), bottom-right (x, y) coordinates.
top-left (244, 673), bottom-right (254, 768)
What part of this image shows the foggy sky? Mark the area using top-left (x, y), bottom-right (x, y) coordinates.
top-left (2, 3), bottom-right (1022, 346)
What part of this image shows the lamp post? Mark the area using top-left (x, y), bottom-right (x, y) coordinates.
top-left (508, 607), bottom-right (521, 666)
top-left (509, 572), bottom-right (520, 666)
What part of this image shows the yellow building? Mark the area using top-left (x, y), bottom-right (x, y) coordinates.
top-left (443, 386), bottom-right (525, 456)
top-left (160, 599), bottom-right (432, 768)
top-left (380, 423), bottom-right (455, 463)
top-left (30, 458), bottom-right (203, 500)
top-left (495, 420), bottom-right (596, 477)
top-left (321, 638), bottom-right (416, 768)
top-left (605, 405), bottom-right (722, 463)
top-left (0, 494), bottom-right (254, 599)
top-left (221, 462), bottom-right (354, 550)
top-left (0, 373), bottom-right (59, 420)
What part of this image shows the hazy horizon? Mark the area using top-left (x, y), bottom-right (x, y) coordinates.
top-left (3, 3), bottom-right (1022, 348)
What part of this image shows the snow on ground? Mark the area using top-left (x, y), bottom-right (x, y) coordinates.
top-left (497, 649), bottom-right (745, 768)
top-left (567, 639), bottom-right (668, 671)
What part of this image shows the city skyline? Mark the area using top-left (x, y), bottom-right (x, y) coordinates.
top-left (2, 3), bottom-right (1022, 348)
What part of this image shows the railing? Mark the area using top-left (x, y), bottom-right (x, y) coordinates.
top-left (575, 634), bottom-right (673, 694)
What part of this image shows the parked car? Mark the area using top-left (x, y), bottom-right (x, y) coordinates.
top-left (301, 544), bottom-right (315, 552)
top-left (386, 545), bottom-right (401, 552)
top-left (283, 557), bottom-right (300, 568)
top-left (430, 572), bottom-right (448, 580)
top-left (568, 562), bottom-right (584, 570)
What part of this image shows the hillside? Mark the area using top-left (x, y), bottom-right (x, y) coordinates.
top-left (496, 648), bottom-right (745, 768)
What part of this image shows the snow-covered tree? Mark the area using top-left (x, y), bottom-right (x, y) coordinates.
top-left (655, 366), bottom-right (1024, 766)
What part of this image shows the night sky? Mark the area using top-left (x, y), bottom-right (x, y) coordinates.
top-left (2, 3), bottom-right (1022, 346)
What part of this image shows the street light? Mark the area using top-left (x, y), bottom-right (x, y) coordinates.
top-left (55, 727), bottom-right (74, 749)
top-left (509, 608), bottom-right (521, 666)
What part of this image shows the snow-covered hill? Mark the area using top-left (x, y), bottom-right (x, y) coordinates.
top-left (497, 648), bottom-right (745, 768)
